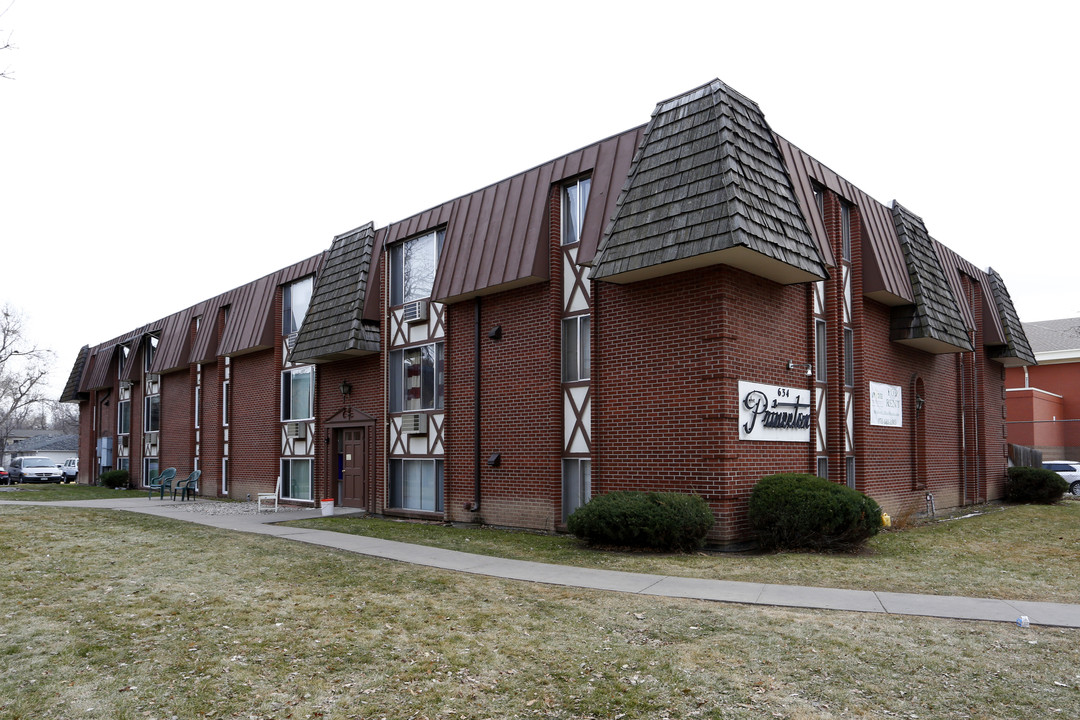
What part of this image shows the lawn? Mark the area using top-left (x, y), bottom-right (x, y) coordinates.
top-left (283, 497), bottom-right (1080, 603)
top-left (1, 501), bottom-right (1078, 719)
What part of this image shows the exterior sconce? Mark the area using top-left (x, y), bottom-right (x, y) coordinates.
top-left (915, 395), bottom-right (925, 411)
top-left (339, 380), bottom-right (352, 398)
top-left (488, 325), bottom-right (502, 340)
top-left (487, 452), bottom-right (501, 467)
top-left (786, 360), bottom-right (814, 377)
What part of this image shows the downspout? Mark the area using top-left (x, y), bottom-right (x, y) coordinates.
top-left (958, 353), bottom-right (968, 505)
top-left (472, 297), bottom-right (482, 512)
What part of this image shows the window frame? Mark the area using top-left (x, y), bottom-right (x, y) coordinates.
top-left (144, 334), bottom-right (159, 373)
top-left (562, 315), bottom-right (590, 382)
top-left (117, 399), bottom-right (131, 435)
top-left (814, 319), bottom-right (827, 383)
top-left (389, 229), bottom-right (444, 307)
top-left (388, 458), bottom-right (444, 512)
top-left (283, 275), bottom-right (314, 336)
top-left (281, 457), bottom-right (313, 501)
top-left (562, 457), bottom-right (591, 522)
top-left (844, 327), bottom-right (854, 388)
top-left (143, 394), bottom-right (160, 433)
top-left (562, 177), bottom-right (592, 246)
top-left (281, 365), bottom-right (315, 421)
top-left (389, 342), bottom-right (444, 413)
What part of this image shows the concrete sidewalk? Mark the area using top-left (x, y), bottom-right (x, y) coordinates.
top-left (8, 495), bottom-right (1080, 629)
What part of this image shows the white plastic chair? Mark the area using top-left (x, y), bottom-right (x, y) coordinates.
top-left (257, 476), bottom-right (280, 512)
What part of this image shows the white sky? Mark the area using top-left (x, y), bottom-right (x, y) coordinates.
top-left (2, 0), bottom-right (1078, 400)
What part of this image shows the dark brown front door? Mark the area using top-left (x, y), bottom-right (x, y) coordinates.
top-left (342, 428), bottom-right (368, 509)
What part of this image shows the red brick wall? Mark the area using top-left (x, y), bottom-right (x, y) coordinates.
top-left (159, 370), bottom-right (192, 476)
top-left (226, 349), bottom-right (281, 501)
top-left (1007, 361), bottom-right (1080, 459)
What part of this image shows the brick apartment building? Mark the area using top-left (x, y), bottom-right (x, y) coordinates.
top-left (62, 79), bottom-right (1035, 544)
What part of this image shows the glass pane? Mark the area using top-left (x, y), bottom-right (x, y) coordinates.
top-left (389, 460), bottom-right (402, 508)
top-left (817, 457), bottom-right (828, 479)
top-left (118, 401), bottom-right (130, 434)
top-left (390, 243), bottom-right (404, 307)
top-left (403, 232), bottom-right (437, 303)
top-left (284, 277), bottom-right (313, 334)
top-left (581, 459), bottom-right (591, 506)
top-left (420, 460), bottom-right (435, 511)
top-left (844, 328), bottom-right (854, 387)
top-left (815, 321), bottom-right (827, 382)
top-left (403, 460), bottom-right (421, 508)
top-left (562, 318), bottom-right (579, 381)
top-left (290, 368), bottom-right (312, 419)
top-left (420, 345), bottom-right (435, 410)
top-left (389, 350), bottom-right (403, 413)
top-left (579, 316), bottom-right (590, 380)
top-left (435, 342), bottom-right (444, 410)
top-left (562, 459), bottom-right (581, 522)
top-left (404, 347), bottom-right (423, 411)
top-left (290, 460), bottom-right (312, 500)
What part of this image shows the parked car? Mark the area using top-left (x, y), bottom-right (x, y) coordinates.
top-left (7, 457), bottom-right (64, 483)
top-left (1043, 461), bottom-right (1080, 496)
top-left (61, 458), bottom-right (79, 481)
top-left (0, 466), bottom-right (8, 484)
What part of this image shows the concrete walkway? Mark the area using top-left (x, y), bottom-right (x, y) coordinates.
top-left (7, 495), bottom-right (1080, 629)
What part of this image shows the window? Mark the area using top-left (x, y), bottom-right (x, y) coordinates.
top-left (816, 457), bottom-right (828, 480)
top-left (562, 315), bottom-right (590, 382)
top-left (812, 183), bottom-right (824, 219)
top-left (844, 327), bottom-right (854, 387)
top-left (283, 276), bottom-right (313, 335)
top-left (117, 457), bottom-right (129, 472)
top-left (144, 334), bottom-right (159, 372)
top-left (143, 394), bottom-right (160, 433)
top-left (815, 319), bottom-right (827, 383)
top-left (390, 229), bottom-right (443, 306)
top-left (281, 458), bottom-right (312, 501)
top-left (117, 400), bottom-right (131, 435)
top-left (562, 458), bottom-right (591, 522)
top-left (562, 177), bottom-right (591, 245)
top-left (194, 386), bottom-right (201, 429)
top-left (118, 342), bottom-right (130, 378)
top-left (841, 203), bottom-right (852, 261)
top-left (389, 458), bottom-right (443, 512)
top-left (846, 456), bottom-right (856, 490)
top-left (282, 366), bottom-right (314, 421)
top-left (222, 380), bottom-right (230, 426)
top-left (143, 458), bottom-right (159, 486)
top-left (221, 458), bottom-right (229, 494)
top-left (389, 343), bottom-right (444, 413)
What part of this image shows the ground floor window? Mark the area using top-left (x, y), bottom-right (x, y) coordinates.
top-left (562, 457), bottom-right (591, 523)
top-left (816, 456), bottom-right (828, 479)
top-left (143, 458), bottom-right (159, 486)
top-left (281, 458), bottom-right (312, 501)
top-left (846, 456), bottom-right (856, 490)
top-left (222, 458), bottom-right (229, 494)
top-left (117, 457), bottom-right (129, 472)
top-left (389, 458), bottom-right (443, 512)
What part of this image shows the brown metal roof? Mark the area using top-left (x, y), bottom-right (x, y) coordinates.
top-left (218, 253), bottom-right (325, 357)
top-left (775, 134), bottom-right (912, 305)
top-left (60, 345), bottom-right (90, 402)
top-left (190, 296), bottom-right (226, 364)
top-left (420, 127), bottom-right (645, 305)
top-left (81, 344), bottom-right (116, 391)
top-left (151, 306), bottom-right (196, 374)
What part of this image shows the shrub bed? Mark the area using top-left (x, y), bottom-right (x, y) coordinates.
top-left (567, 491), bottom-right (715, 552)
top-left (748, 473), bottom-right (883, 551)
top-left (1005, 466), bottom-right (1068, 504)
top-left (99, 470), bottom-right (132, 489)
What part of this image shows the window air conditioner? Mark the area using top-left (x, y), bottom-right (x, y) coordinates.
top-left (284, 422), bottom-right (306, 439)
top-left (400, 413), bottom-right (428, 435)
top-left (402, 299), bottom-right (429, 324)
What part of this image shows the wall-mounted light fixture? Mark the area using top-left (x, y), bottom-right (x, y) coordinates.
top-left (786, 360), bottom-right (814, 377)
top-left (488, 325), bottom-right (502, 341)
top-left (339, 380), bottom-right (352, 398)
top-left (487, 452), bottom-right (501, 467)
top-left (915, 395), bottom-right (925, 411)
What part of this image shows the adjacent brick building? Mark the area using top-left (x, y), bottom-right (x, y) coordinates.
top-left (1005, 318), bottom-right (1080, 460)
top-left (62, 79), bottom-right (1035, 544)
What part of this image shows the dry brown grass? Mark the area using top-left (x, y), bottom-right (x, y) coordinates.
top-left (1, 504), bottom-right (1079, 719)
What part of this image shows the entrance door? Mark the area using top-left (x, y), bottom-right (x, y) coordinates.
top-left (342, 428), bottom-right (368, 509)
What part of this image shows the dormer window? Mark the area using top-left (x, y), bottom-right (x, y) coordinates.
top-left (144, 334), bottom-right (159, 373)
top-left (562, 177), bottom-right (591, 245)
top-left (390, 229), bottom-right (443, 307)
top-left (283, 276), bottom-right (313, 335)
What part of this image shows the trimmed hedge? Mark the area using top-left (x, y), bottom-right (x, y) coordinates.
top-left (748, 473), bottom-right (883, 551)
top-left (1005, 466), bottom-right (1068, 504)
top-left (567, 491), bottom-right (715, 552)
top-left (99, 469), bottom-right (131, 489)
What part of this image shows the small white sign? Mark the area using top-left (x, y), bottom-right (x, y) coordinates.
top-left (738, 381), bottom-right (812, 442)
top-left (869, 381), bottom-right (903, 427)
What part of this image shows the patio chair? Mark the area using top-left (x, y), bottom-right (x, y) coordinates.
top-left (146, 467), bottom-right (177, 500)
top-left (257, 476), bottom-right (281, 512)
top-left (172, 470), bottom-right (202, 501)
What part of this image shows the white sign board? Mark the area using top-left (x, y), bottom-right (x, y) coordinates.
top-left (869, 381), bottom-right (903, 427)
top-left (738, 381), bottom-right (812, 442)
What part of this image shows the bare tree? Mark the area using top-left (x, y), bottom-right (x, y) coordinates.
top-left (0, 2), bottom-right (14, 80)
top-left (0, 304), bottom-right (55, 457)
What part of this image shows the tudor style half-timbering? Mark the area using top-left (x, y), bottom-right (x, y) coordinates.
top-left (63, 78), bottom-right (1035, 543)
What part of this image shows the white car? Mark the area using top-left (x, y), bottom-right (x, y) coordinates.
top-left (62, 458), bottom-right (79, 481)
top-left (1043, 461), bottom-right (1080, 496)
top-left (7, 457), bottom-right (64, 483)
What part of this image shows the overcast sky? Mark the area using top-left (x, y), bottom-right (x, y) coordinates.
top-left (2, 0), bottom-right (1077, 400)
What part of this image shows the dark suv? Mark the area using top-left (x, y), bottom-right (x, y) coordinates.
top-left (7, 457), bottom-right (64, 483)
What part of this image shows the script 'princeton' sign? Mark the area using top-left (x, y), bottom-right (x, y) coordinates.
top-left (869, 381), bottom-right (903, 427)
top-left (738, 381), bottom-right (812, 442)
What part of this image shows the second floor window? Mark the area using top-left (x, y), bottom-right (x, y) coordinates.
top-left (283, 276), bottom-right (313, 335)
top-left (282, 366), bottom-right (314, 421)
top-left (562, 315), bottom-right (590, 382)
top-left (144, 395), bottom-right (160, 433)
top-left (390, 230), bottom-right (443, 306)
top-left (562, 177), bottom-right (591, 245)
top-left (144, 334), bottom-right (159, 373)
top-left (118, 400), bottom-right (131, 435)
top-left (389, 343), bottom-right (444, 413)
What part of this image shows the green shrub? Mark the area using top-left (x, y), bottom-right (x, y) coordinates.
top-left (748, 473), bottom-right (883, 552)
top-left (567, 491), bottom-right (715, 552)
top-left (99, 469), bottom-right (131, 489)
top-left (1005, 466), bottom-right (1067, 504)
